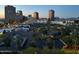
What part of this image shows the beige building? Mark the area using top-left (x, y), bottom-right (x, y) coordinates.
top-left (33, 12), bottom-right (39, 19)
top-left (48, 10), bottom-right (55, 21)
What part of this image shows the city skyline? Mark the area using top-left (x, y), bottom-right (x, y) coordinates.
top-left (1, 5), bottom-right (79, 19)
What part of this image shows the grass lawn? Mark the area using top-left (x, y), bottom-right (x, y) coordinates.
top-left (61, 49), bottom-right (79, 54)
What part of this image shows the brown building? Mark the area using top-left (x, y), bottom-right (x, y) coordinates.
top-left (33, 12), bottom-right (39, 19)
top-left (48, 10), bottom-right (55, 21)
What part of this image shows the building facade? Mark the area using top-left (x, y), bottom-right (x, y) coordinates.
top-left (5, 5), bottom-right (16, 23)
top-left (16, 10), bottom-right (23, 22)
top-left (33, 12), bottom-right (39, 19)
top-left (48, 10), bottom-right (55, 21)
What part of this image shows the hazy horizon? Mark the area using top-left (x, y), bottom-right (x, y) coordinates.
top-left (1, 5), bottom-right (79, 19)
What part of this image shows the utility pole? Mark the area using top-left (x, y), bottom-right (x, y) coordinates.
top-left (73, 24), bottom-right (77, 53)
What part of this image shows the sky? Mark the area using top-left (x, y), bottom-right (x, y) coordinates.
top-left (0, 5), bottom-right (79, 19)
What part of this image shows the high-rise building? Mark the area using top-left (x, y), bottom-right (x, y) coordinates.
top-left (28, 15), bottom-right (32, 18)
top-left (17, 10), bottom-right (23, 15)
top-left (5, 5), bottom-right (16, 23)
top-left (27, 14), bottom-right (32, 19)
top-left (16, 10), bottom-right (23, 22)
top-left (33, 12), bottom-right (39, 19)
top-left (48, 10), bottom-right (55, 21)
